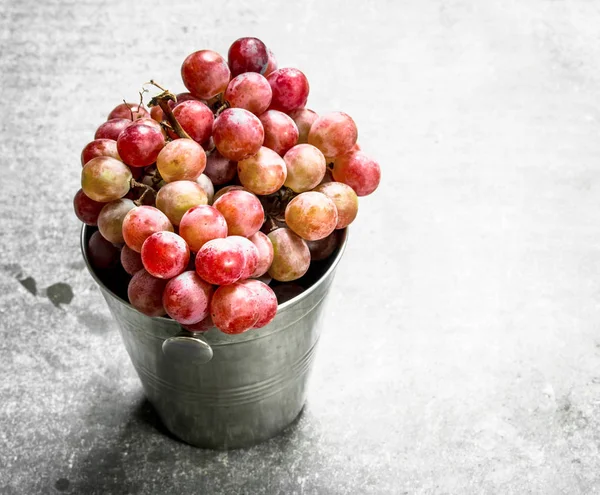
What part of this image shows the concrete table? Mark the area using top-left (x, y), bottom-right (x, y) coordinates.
top-left (2, 0), bottom-right (600, 493)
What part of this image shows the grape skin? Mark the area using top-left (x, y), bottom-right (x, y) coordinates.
top-left (267, 68), bottom-right (309, 113)
top-left (308, 112), bottom-right (358, 158)
top-left (172, 100), bottom-right (214, 145)
top-left (248, 231), bottom-right (274, 278)
top-left (95, 118), bottom-right (132, 141)
top-left (237, 146), bottom-right (287, 196)
top-left (81, 139), bottom-right (121, 166)
top-left (284, 191), bottom-right (338, 241)
top-left (305, 230), bottom-right (341, 261)
top-left (228, 236), bottom-right (259, 280)
top-left (213, 108), bottom-right (264, 162)
top-left (163, 271), bottom-right (213, 325)
top-left (195, 237), bottom-right (245, 285)
top-left (213, 190), bottom-right (265, 237)
top-left (121, 245), bottom-right (144, 275)
top-left (73, 189), bottom-right (104, 226)
top-left (212, 185), bottom-right (246, 204)
top-left (81, 156), bottom-right (132, 203)
top-left (332, 150), bottom-right (381, 197)
top-left (238, 279), bottom-right (277, 328)
top-left (156, 180), bottom-right (208, 226)
top-left (283, 144), bottom-right (326, 193)
top-left (204, 150), bottom-right (238, 186)
top-left (117, 123), bottom-right (165, 168)
top-left (313, 181), bottom-right (359, 229)
top-left (88, 231), bottom-right (120, 270)
top-left (288, 108), bottom-right (318, 144)
top-left (141, 231), bottom-right (190, 279)
top-left (263, 49), bottom-right (278, 77)
top-left (267, 228), bottom-right (311, 282)
top-left (127, 269), bottom-right (168, 317)
top-left (97, 198), bottom-right (136, 244)
top-left (228, 37), bottom-right (269, 77)
top-left (259, 110), bottom-right (299, 156)
top-left (157, 139), bottom-right (206, 183)
top-left (122, 206), bottom-right (174, 253)
top-left (210, 283), bottom-right (259, 334)
top-left (225, 72), bottom-right (272, 115)
top-left (179, 205), bottom-right (228, 252)
top-left (196, 174), bottom-right (214, 204)
top-left (181, 50), bottom-right (231, 100)
top-left (107, 103), bottom-right (149, 121)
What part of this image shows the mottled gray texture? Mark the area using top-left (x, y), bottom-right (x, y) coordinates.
top-left (2, 0), bottom-right (600, 493)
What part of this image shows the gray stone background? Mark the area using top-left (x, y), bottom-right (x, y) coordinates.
top-left (2, 0), bottom-right (600, 493)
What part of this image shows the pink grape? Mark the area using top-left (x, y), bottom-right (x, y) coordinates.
top-left (228, 37), bottom-right (269, 77)
top-left (212, 185), bottom-right (245, 203)
top-left (127, 269), bottom-right (168, 317)
top-left (210, 283), bottom-right (259, 334)
top-left (213, 108), bottom-right (264, 161)
top-left (263, 49), bottom-right (277, 77)
top-left (88, 231), bottom-right (119, 270)
top-left (195, 237), bottom-right (245, 285)
top-left (248, 231), bottom-right (273, 278)
top-left (121, 244), bottom-right (144, 275)
top-left (179, 205), bottom-right (228, 252)
top-left (156, 180), bottom-right (208, 226)
top-left (259, 110), bottom-right (299, 156)
top-left (313, 181), bottom-right (359, 228)
top-left (225, 72), bottom-right (272, 115)
top-left (176, 92), bottom-right (204, 105)
top-left (163, 271), bottom-right (214, 325)
top-left (97, 198), bottom-right (136, 244)
top-left (305, 230), bottom-right (340, 261)
top-left (308, 112), bottom-right (358, 158)
top-left (181, 50), bottom-right (231, 99)
top-left (285, 191), bottom-right (338, 241)
top-left (267, 228), bottom-right (310, 282)
top-left (122, 206), bottom-right (174, 252)
top-left (81, 156), bottom-right (132, 202)
top-left (283, 144), bottom-right (326, 192)
top-left (117, 123), bottom-right (165, 167)
top-left (141, 231), bottom-right (190, 279)
top-left (81, 139), bottom-right (120, 166)
top-left (196, 174), bottom-right (214, 203)
top-left (204, 151), bottom-right (237, 185)
top-left (238, 279), bottom-right (277, 328)
top-left (332, 150), bottom-right (381, 196)
top-left (213, 189), bottom-right (264, 237)
top-left (237, 146), bottom-right (287, 195)
top-left (228, 236), bottom-right (259, 280)
top-left (150, 105), bottom-right (164, 123)
top-left (267, 68), bottom-right (309, 113)
top-left (156, 139), bottom-right (206, 183)
top-left (73, 189), bottom-right (104, 226)
top-left (95, 118), bottom-right (132, 141)
top-left (288, 108), bottom-right (318, 144)
top-left (107, 102), bottom-right (149, 121)
top-left (172, 100), bottom-right (214, 145)
top-left (183, 314), bottom-right (214, 333)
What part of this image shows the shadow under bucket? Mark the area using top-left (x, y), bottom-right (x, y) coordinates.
top-left (81, 226), bottom-right (347, 449)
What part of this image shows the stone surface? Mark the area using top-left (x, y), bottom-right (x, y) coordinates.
top-left (2, 0), bottom-right (600, 493)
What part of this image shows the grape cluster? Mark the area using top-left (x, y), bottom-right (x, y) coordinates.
top-left (74, 37), bottom-right (381, 335)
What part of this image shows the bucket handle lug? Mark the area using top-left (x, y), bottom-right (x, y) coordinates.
top-left (162, 333), bottom-right (214, 364)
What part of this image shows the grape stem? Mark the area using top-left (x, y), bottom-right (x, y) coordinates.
top-left (130, 178), bottom-right (156, 207)
top-left (147, 80), bottom-right (193, 140)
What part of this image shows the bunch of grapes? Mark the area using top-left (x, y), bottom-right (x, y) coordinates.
top-left (74, 37), bottom-right (381, 335)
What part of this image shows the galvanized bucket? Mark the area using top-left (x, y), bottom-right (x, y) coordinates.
top-left (81, 226), bottom-right (347, 449)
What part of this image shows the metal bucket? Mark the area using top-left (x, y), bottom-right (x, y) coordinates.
top-left (81, 226), bottom-right (347, 449)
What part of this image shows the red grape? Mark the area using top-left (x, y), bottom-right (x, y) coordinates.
top-left (264, 49), bottom-right (277, 77)
top-left (127, 269), bottom-right (168, 317)
top-left (212, 185), bottom-right (246, 203)
top-left (273, 283), bottom-right (305, 304)
top-left (197, 174), bottom-right (214, 204)
top-left (181, 50), bottom-right (231, 99)
top-left (121, 244), bottom-right (144, 275)
top-left (313, 181), bottom-right (359, 228)
top-left (81, 139), bottom-right (120, 166)
top-left (141, 231), bottom-right (190, 279)
top-left (107, 102), bottom-right (149, 121)
top-left (210, 283), bottom-right (259, 334)
top-left (237, 146), bottom-right (287, 195)
top-left (81, 156), bottom-right (132, 202)
top-left (117, 123), bottom-right (165, 167)
top-left (97, 198), bottom-right (136, 244)
top-left (308, 112), bottom-right (358, 158)
top-left (225, 72), bottom-right (272, 115)
top-left (195, 237), bottom-right (245, 285)
top-left (179, 204), bottom-right (228, 252)
top-left (238, 279), bottom-right (277, 328)
top-left (212, 108), bottom-right (264, 161)
top-left (259, 110), bottom-right (299, 156)
top-left (228, 37), bottom-right (269, 77)
top-left (94, 118), bottom-right (132, 141)
top-left (204, 151), bottom-right (237, 185)
top-left (332, 150), bottom-right (381, 196)
top-left (267, 228), bottom-right (310, 281)
top-left (122, 205), bottom-right (174, 252)
top-left (305, 230), bottom-right (340, 261)
top-left (283, 144), bottom-right (326, 192)
top-left (150, 105), bottom-right (164, 123)
top-left (288, 108), bottom-right (318, 144)
top-left (183, 314), bottom-right (214, 333)
top-left (156, 139), bottom-right (206, 183)
top-left (248, 231), bottom-right (273, 278)
top-left (172, 100), bottom-right (214, 145)
top-left (156, 180), bottom-right (208, 226)
top-left (163, 271), bottom-right (213, 325)
top-left (176, 92), bottom-right (205, 105)
top-left (88, 231), bottom-right (120, 270)
top-left (267, 68), bottom-right (309, 113)
top-left (285, 191), bottom-right (338, 241)
top-left (73, 189), bottom-right (104, 226)
top-left (213, 189), bottom-right (264, 237)
top-left (228, 235), bottom-right (259, 280)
